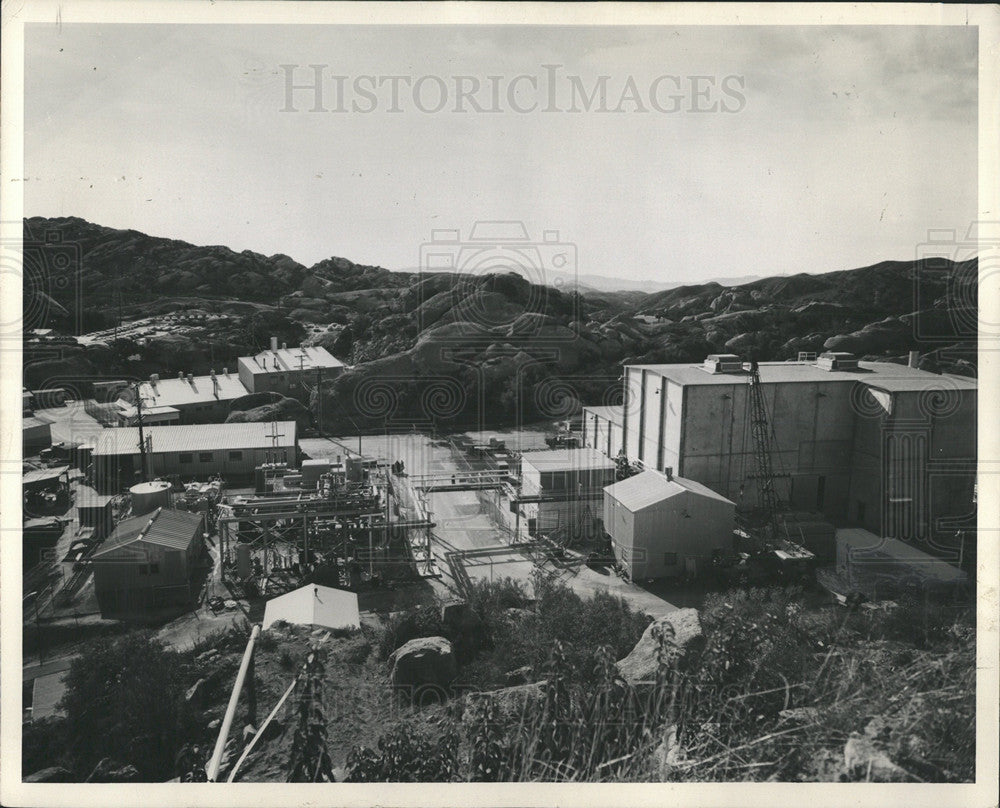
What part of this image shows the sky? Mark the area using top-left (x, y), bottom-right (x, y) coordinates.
top-left (22, 24), bottom-right (978, 284)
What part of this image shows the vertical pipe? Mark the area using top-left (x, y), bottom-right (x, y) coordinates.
top-left (206, 624), bottom-right (260, 781)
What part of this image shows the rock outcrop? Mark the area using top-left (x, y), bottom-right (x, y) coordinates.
top-left (616, 609), bottom-right (703, 685)
top-left (388, 636), bottom-right (457, 698)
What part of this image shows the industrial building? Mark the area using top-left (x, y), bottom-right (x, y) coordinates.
top-left (118, 370), bottom-right (248, 424)
top-left (583, 352), bottom-right (977, 544)
top-left (238, 338), bottom-right (345, 399)
top-left (91, 421), bottom-right (299, 492)
top-left (90, 507), bottom-right (207, 620)
top-left (603, 469), bottom-right (735, 579)
top-left (517, 448), bottom-right (617, 540)
top-left (581, 405), bottom-right (624, 459)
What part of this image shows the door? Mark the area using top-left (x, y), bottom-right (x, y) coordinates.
top-left (685, 557), bottom-right (697, 578)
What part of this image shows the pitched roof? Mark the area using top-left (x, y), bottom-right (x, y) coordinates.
top-left (520, 447), bottom-right (616, 473)
top-left (262, 584), bottom-right (360, 631)
top-left (240, 345), bottom-right (344, 375)
top-left (91, 507), bottom-right (204, 558)
top-left (604, 469), bottom-right (734, 512)
top-left (93, 421), bottom-right (298, 456)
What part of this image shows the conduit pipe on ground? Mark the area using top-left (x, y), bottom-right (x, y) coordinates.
top-left (206, 624), bottom-right (260, 782)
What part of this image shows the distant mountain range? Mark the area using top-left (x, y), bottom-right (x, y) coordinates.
top-left (23, 216), bottom-right (977, 430)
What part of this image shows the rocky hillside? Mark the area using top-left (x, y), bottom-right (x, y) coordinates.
top-left (22, 217), bottom-right (977, 428)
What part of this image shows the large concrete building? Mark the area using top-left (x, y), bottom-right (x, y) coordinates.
top-left (238, 339), bottom-right (345, 399)
top-left (92, 421), bottom-right (299, 492)
top-left (604, 469), bottom-right (735, 579)
top-left (91, 507), bottom-right (207, 620)
top-left (583, 352), bottom-right (977, 545)
top-left (518, 448), bottom-right (617, 540)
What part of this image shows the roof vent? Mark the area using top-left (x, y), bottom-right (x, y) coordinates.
top-left (703, 354), bottom-right (744, 374)
top-left (816, 351), bottom-right (859, 372)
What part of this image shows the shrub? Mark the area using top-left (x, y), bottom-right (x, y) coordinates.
top-left (58, 631), bottom-right (188, 780)
top-left (347, 725), bottom-right (460, 782)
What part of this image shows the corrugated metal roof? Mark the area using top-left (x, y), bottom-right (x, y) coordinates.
top-left (93, 421), bottom-right (298, 456)
top-left (582, 404), bottom-right (624, 426)
top-left (604, 469), bottom-right (734, 512)
top-left (22, 466), bottom-right (70, 486)
top-left (133, 373), bottom-right (248, 408)
top-left (521, 447), bottom-right (616, 473)
top-left (630, 360), bottom-right (979, 389)
top-left (241, 345), bottom-right (344, 375)
top-left (92, 507), bottom-right (204, 557)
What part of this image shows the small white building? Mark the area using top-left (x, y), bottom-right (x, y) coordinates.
top-left (263, 584), bottom-right (360, 631)
top-left (518, 448), bottom-right (616, 541)
top-left (238, 338), bottom-right (345, 399)
top-left (604, 469), bottom-right (735, 579)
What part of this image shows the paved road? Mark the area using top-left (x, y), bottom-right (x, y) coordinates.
top-left (303, 430), bottom-right (678, 616)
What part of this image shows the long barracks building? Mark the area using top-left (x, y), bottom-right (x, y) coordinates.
top-left (583, 352), bottom-right (977, 544)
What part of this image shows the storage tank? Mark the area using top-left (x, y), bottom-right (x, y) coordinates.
top-left (130, 480), bottom-right (172, 516)
top-left (346, 455), bottom-right (365, 483)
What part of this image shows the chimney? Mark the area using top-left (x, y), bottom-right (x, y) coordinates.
top-left (664, 466), bottom-right (673, 481)
top-left (213, 376), bottom-right (220, 399)
top-left (270, 336), bottom-right (278, 351)
top-left (281, 342), bottom-right (287, 350)
top-left (178, 371), bottom-right (184, 379)
top-left (187, 373), bottom-right (194, 387)
top-left (908, 350), bottom-right (919, 369)
top-left (223, 366), bottom-right (228, 377)
top-left (149, 374), bottom-right (158, 393)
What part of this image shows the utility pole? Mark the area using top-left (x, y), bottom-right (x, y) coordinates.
top-left (134, 381), bottom-right (148, 483)
top-left (315, 367), bottom-right (323, 436)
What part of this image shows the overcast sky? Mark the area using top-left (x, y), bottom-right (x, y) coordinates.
top-left (23, 24), bottom-right (978, 284)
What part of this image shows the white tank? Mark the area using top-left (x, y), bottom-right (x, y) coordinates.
top-left (130, 480), bottom-right (172, 516)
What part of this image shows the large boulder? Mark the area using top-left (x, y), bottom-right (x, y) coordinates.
top-left (616, 609), bottom-right (702, 685)
top-left (843, 733), bottom-right (915, 782)
top-left (388, 636), bottom-right (457, 698)
top-left (461, 681), bottom-right (546, 730)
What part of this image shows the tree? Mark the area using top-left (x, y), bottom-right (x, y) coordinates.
top-left (58, 632), bottom-right (186, 780)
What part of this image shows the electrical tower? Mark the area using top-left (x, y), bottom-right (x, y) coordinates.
top-left (745, 360), bottom-right (784, 540)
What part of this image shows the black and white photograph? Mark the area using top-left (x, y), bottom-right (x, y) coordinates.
top-left (1, 2), bottom-right (997, 805)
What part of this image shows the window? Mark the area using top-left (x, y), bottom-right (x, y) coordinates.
top-left (138, 564), bottom-right (149, 575)
top-left (663, 552), bottom-right (678, 566)
top-left (149, 563), bottom-right (159, 574)
top-left (817, 476), bottom-right (826, 510)
top-left (199, 452), bottom-right (213, 463)
top-left (229, 450), bottom-right (243, 461)
top-left (179, 453), bottom-right (193, 464)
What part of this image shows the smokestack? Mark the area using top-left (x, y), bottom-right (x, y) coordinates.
top-left (908, 350), bottom-right (919, 369)
top-left (270, 336), bottom-right (278, 352)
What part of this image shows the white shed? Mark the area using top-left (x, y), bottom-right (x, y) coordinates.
top-left (604, 469), bottom-right (734, 579)
top-left (262, 584), bottom-right (360, 631)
